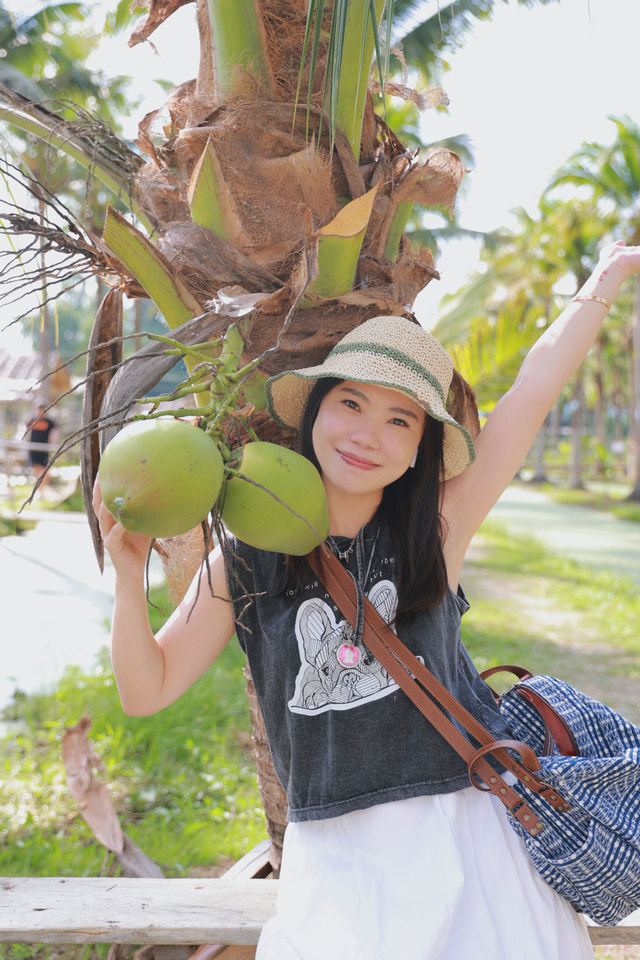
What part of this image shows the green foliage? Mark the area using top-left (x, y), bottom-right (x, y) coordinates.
top-left (104, 0), bottom-right (147, 34)
top-left (0, 586), bottom-right (266, 878)
top-left (432, 191), bottom-right (626, 410)
top-left (0, 946), bottom-right (109, 960)
top-left (0, 514), bottom-right (37, 537)
top-left (548, 114), bottom-right (640, 245)
top-left (0, 1), bottom-right (134, 126)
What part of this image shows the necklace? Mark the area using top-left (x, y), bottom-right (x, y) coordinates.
top-left (327, 532), bottom-right (358, 562)
top-left (335, 525), bottom-right (381, 669)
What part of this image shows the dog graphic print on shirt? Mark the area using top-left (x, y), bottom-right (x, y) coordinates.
top-left (288, 579), bottom-right (407, 715)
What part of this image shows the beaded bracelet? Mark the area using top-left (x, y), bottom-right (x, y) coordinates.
top-left (571, 294), bottom-right (611, 311)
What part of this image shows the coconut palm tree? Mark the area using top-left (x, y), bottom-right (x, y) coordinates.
top-left (431, 204), bottom-right (559, 402)
top-left (0, 0), bottom-right (135, 400)
top-left (433, 196), bottom-right (623, 487)
top-left (547, 116), bottom-right (640, 497)
top-left (0, 0), bottom-right (560, 875)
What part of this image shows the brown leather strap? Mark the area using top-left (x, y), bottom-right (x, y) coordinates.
top-left (513, 685), bottom-right (579, 757)
top-left (480, 665), bottom-right (578, 757)
top-left (307, 545), bottom-right (571, 835)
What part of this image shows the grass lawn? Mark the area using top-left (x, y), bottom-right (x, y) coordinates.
top-left (462, 519), bottom-right (640, 718)
top-left (0, 583), bottom-right (267, 882)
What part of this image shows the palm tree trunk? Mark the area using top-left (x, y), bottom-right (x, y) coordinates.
top-left (627, 277), bottom-right (640, 500)
top-left (37, 195), bottom-right (52, 404)
top-left (530, 418), bottom-right (547, 483)
top-left (593, 338), bottom-right (606, 478)
top-left (568, 375), bottom-right (585, 490)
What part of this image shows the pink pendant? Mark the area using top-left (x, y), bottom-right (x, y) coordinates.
top-left (337, 643), bottom-right (360, 667)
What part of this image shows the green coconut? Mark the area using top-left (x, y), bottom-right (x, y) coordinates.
top-left (220, 441), bottom-right (329, 554)
top-left (99, 418), bottom-right (224, 538)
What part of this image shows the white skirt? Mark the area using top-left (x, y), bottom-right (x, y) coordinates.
top-left (257, 785), bottom-right (594, 960)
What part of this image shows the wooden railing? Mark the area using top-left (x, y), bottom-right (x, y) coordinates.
top-left (0, 876), bottom-right (276, 947)
top-left (2, 868), bottom-right (640, 949)
top-left (0, 839), bottom-right (275, 958)
top-left (0, 439), bottom-right (59, 475)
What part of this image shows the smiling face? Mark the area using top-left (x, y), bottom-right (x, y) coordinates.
top-left (311, 380), bottom-right (427, 528)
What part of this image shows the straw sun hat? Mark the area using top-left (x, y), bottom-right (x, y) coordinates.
top-left (266, 315), bottom-right (476, 480)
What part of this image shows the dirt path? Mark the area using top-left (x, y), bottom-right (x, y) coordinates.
top-left (462, 541), bottom-right (640, 723)
top-left (490, 484), bottom-right (640, 586)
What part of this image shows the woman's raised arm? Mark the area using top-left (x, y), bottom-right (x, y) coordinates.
top-left (94, 480), bottom-right (235, 716)
top-left (442, 240), bottom-right (640, 580)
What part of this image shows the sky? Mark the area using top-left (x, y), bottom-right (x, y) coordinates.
top-left (412, 0), bottom-right (640, 320)
top-left (2, 0), bottom-right (640, 348)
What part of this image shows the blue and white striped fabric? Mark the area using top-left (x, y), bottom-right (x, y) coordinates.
top-left (500, 675), bottom-right (640, 926)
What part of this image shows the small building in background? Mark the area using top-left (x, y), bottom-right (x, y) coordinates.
top-left (0, 350), bottom-right (42, 440)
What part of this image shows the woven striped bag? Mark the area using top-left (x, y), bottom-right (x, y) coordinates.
top-left (491, 669), bottom-right (640, 926)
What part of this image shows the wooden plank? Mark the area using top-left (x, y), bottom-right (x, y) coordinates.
top-left (0, 878), bottom-right (277, 945)
top-left (219, 839), bottom-right (272, 881)
top-left (588, 908), bottom-right (640, 944)
top-left (2, 875), bottom-right (639, 947)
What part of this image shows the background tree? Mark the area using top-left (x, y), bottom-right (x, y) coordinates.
top-left (432, 195), bottom-right (626, 487)
top-left (548, 116), bottom-right (640, 497)
top-left (0, 0), bottom-right (136, 400)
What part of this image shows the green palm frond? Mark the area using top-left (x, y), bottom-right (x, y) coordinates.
top-left (297, 0), bottom-right (393, 156)
top-left (0, 82), bottom-right (148, 228)
top-left (391, 0), bottom-right (558, 73)
top-left (435, 278), bottom-right (548, 406)
top-left (431, 269), bottom-right (496, 346)
top-left (545, 115), bottom-right (640, 243)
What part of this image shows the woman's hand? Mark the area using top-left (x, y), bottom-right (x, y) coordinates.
top-left (92, 478), bottom-right (151, 581)
top-left (588, 240), bottom-right (640, 293)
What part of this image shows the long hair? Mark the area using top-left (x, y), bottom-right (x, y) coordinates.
top-left (289, 377), bottom-right (449, 624)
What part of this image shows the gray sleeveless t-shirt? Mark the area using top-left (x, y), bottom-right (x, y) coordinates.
top-left (222, 516), bottom-right (512, 822)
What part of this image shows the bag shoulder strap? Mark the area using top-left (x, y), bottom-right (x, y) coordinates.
top-left (307, 545), bottom-right (570, 836)
top-left (480, 666), bottom-right (578, 757)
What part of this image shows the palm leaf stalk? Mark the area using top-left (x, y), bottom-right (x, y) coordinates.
top-left (0, 82), bottom-right (151, 230)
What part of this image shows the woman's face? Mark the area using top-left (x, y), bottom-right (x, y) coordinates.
top-left (311, 380), bottom-right (426, 506)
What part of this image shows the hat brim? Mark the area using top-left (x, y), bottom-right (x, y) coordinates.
top-left (266, 367), bottom-right (475, 481)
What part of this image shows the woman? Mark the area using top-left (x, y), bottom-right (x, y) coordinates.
top-left (94, 240), bottom-right (640, 958)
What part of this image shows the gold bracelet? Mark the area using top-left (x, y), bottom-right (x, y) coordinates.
top-left (571, 294), bottom-right (611, 311)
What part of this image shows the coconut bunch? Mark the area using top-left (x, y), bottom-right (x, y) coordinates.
top-left (97, 323), bottom-right (329, 558)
